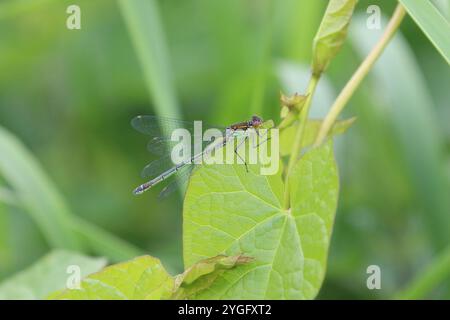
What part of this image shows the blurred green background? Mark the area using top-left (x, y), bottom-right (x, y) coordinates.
top-left (0, 0), bottom-right (449, 299)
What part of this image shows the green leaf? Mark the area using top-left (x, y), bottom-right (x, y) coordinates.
top-left (288, 141), bottom-right (339, 298)
top-left (0, 250), bottom-right (106, 300)
top-left (280, 118), bottom-right (355, 156)
top-left (172, 254), bottom-right (253, 299)
top-left (312, 0), bottom-right (358, 75)
top-left (50, 253), bottom-right (250, 300)
top-left (399, 0), bottom-right (450, 64)
top-left (183, 140), bottom-right (339, 299)
top-left (51, 255), bottom-right (174, 300)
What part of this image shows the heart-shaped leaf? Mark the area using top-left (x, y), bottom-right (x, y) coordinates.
top-left (183, 140), bottom-right (339, 299)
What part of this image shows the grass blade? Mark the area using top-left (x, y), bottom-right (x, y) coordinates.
top-left (0, 126), bottom-right (142, 261)
top-left (117, 0), bottom-right (181, 119)
top-left (0, 126), bottom-right (81, 250)
top-left (70, 216), bottom-right (142, 262)
top-left (396, 245), bottom-right (450, 299)
top-left (399, 0), bottom-right (450, 64)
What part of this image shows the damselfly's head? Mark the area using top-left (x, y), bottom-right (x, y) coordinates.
top-left (251, 115), bottom-right (263, 127)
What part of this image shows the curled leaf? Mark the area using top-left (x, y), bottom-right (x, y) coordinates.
top-left (172, 254), bottom-right (254, 299)
top-left (312, 0), bottom-right (358, 76)
top-left (48, 254), bottom-right (251, 300)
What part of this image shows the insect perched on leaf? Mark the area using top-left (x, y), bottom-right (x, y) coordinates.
top-left (131, 115), bottom-right (273, 198)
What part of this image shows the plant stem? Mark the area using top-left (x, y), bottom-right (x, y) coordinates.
top-left (283, 75), bottom-right (320, 209)
top-left (314, 4), bottom-right (406, 146)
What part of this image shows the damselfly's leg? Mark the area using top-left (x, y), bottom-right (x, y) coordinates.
top-left (251, 130), bottom-right (260, 148)
top-left (234, 136), bottom-right (249, 172)
top-left (253, 129), bottom-right (271, 148)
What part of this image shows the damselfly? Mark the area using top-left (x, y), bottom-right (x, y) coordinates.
top-left (131, 115), bottom-right (273, 197)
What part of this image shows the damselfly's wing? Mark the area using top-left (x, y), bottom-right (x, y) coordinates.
top-left (133, 115), bottom-right (226, 159)
top-left (157, 130), bottom-right (242, 198)
top-left (147, 137), bottom-right (182, 156)
top-left (131, 115), bottom-right (225, 137)
top-left (158, 164), bottom-right (195, 199)
top-left (140, 154), bottom-right (180, 178)
top-left (140, 133), bottom-right (228, 179)
top-left (146, 135), bottom-right (225, 157)
top-left (131, 115), bottom-right (196, 137)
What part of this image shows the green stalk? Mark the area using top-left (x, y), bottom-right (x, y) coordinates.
top-left (314, 4), bottom-right (406, 146)
top-left (283, 75), bottom-right (320, 209)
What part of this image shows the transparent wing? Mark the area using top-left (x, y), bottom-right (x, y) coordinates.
top-left (147, 137), bottom-right (182, 156)
top-left (141, 133), bottom-right (229, 178)
top-left (141, 155), bottom-right (178, 178)
top-left (147, 136), bottom-right (221, 156)
top-left (158, 164), bottom-right (195, 199)
top-left (131, 115), bottom-right (225, 137)
top-left (131, 115), bottom-right (195, 136)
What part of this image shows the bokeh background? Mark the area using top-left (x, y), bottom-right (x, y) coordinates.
top-left (0, 0), bottom-right (449, 299)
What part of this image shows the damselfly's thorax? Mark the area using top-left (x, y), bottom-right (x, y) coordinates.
top-left (227, 115), bottom-right (264, 131)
